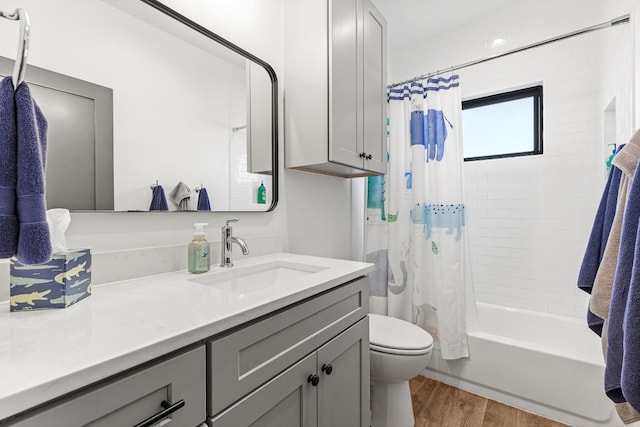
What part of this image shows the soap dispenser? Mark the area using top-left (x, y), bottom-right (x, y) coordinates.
top-left (188, 222), bottom-right (210, 274)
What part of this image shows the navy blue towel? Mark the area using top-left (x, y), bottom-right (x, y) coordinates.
top-left (149, 185), bottom-right (168, 211)
top-left (577, 163), bottom-right (622, 335)
top-left (606, 164), bottom-right (640, 402)
top-left (197, 188), bottom-right (211, 211)
top-left (15, 81), bottom-right (51, 265)
top-left (621, 222), bottom-right (640, 411)
top-left (0, 76), bottom-right (18, 258)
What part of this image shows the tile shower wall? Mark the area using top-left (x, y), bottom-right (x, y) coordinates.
top-left (390, 0), bottom-right (632, 317)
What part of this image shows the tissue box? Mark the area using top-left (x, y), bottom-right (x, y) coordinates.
top-left (9, 249), bottom-right (92, 312)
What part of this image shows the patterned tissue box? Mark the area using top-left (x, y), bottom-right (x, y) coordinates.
top-left (9, 249), bottom-right (92, 312)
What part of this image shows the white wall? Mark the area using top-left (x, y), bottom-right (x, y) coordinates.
top-left (0, 0), bottom-right (354, 301)
top-left (390, 0), bottom-right (634, 317)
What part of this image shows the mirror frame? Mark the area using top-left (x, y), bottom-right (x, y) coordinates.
top-left (139, 0), bottom-right (279, 212)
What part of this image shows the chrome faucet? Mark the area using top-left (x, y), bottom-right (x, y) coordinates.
top-left (220, 219), bottom-right (249, 267)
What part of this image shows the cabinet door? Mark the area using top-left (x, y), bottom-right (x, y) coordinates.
top-left (328, 0), bottom-right (364, 169)
top-left (317, 318), bottom-right (370, 427)
top-left (209, 353), bottom-right (318, 427)
top-left (362, 0), bottom-right (387, 174)
top-left (10, 346), bottom-right (206, 427)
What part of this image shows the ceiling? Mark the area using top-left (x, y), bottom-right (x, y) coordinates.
top-left (372, 0), bottom-right (522, 50)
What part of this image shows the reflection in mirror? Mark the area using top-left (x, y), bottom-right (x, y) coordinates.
top-left (0, 0), bottom-right (277, 213)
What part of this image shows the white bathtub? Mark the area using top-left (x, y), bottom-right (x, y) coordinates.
top-left (423, 302), bottom-right (624, 427)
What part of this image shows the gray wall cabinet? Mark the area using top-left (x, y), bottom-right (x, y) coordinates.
top-left (284, 0), bottom-right (387, 178)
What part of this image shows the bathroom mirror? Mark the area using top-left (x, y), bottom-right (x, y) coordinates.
top-left (0, 0), bottom-right (278, 213)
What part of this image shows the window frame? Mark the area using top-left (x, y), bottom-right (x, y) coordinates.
top-left (462, 85), bottom-right (543, 162)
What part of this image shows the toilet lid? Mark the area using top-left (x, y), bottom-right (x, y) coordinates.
top-left (369, 314), bottom-right (434, 355)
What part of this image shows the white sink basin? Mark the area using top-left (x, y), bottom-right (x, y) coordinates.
top-left (189, 260), bottom-right (328, 294)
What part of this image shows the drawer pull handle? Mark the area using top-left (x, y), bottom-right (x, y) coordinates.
top-left (134, 399), bottom-right (185, 427)
top-left (307, 374), bottom-right (320, 387)
top-left (321, 364), bottom-right (333, 375)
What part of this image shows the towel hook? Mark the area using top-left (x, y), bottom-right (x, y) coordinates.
top-left (150, 180), bottom-right (159, 190)
top-left (195, 183), bottom-right (203, 193)
top-left (1, 8), bottom-right (31, 89)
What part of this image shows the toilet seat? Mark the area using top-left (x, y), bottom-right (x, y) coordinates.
top-left (369, 314), bottom-right (434, 356)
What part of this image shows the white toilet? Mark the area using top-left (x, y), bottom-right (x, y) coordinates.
top-left (369, 313), bottom-right (434, 427)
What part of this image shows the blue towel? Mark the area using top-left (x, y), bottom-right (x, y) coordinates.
top-left (621, 222), bottom-right (640, 411)
top-left (197, 188), bottom-right (211, 211)
top-left (606, 164), bottom-right (640, 402)
top-left (577, 163), bottom-right (622, 335)
top-left (0, 76), bottom-right (18, 258)
top-left (149, 185), bottom-right (168, 211)
top-left (15, 81), bottom-right (51, 265)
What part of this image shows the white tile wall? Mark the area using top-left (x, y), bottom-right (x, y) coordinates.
top-left (462, 29), bottom-right (629, 317)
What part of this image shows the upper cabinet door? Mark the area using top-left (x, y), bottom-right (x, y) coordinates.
top-left (362, 0), bottom-right (387, 174)
top-left (328, 0), bottom-right (363, 169)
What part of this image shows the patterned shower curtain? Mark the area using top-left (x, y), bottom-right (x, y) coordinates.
top-left (366, 74), bottom-right (470, 360)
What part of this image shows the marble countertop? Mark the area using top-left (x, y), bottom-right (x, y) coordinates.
top-left (0, 252), bottom-right (373, 421)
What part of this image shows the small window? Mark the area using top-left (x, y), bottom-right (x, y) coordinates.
top-left (462, 86), bottom-right (542, 161)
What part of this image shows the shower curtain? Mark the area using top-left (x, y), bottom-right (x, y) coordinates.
top-left (366, 74), bottom-right (470, 360)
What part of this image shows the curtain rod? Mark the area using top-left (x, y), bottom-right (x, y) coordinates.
top-left (388, 14), bottom-right (630, 89)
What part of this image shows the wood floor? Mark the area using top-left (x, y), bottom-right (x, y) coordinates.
top-left (410, 376), bottom-right (569, 427)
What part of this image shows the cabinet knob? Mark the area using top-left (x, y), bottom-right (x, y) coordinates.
top-left (365, 154), bottom-right (372, 160)
top-left (307, 374), bottom-right (320, 387)
top-left (321, 364), bottom-right (333, 375)
top-left (359, 152), bottom-right (366, 158)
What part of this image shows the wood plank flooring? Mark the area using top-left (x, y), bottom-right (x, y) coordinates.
top-left (410, 376), bottom-right (569, 427)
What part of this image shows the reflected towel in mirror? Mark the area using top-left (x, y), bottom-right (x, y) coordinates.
top-left (169, 181), bottom-right (190, 211)
top-left (149, 185), bottom-right (168, 211)
top-left (197, 188), bottom-right (211, 211)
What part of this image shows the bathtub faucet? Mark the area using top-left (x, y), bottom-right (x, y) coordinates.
top-left (220, 218), bottom-right (249, 267)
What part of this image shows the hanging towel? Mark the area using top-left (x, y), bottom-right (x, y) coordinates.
top-left (606, 162), bottom-right (640, 403)
top-left (621, 223), bottom-right (640, 412)
top-left (15, 81), bottom-right (51, 265)
top-left (149, 185), bottom-right (168, 211)
top-left (0, 76), bottom-right (18, 258)
top-left (169, 181), bottom-right (191, 211)
top-left (592, 140), bottom-right (640, 324)
top-left (600, 323), bottom-right (640, 423)
top-left (197, 187), bottom-right (211, 211)
top-left (577, 149), bottom-right (623, 335)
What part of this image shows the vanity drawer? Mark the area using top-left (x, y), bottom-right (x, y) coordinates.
top-left (9, 346), bottom-right (206, 427)
top-left (207, 276), bottom-right (368, 416)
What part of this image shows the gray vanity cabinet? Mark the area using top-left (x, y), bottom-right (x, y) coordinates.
top-left (8, 346), bottom-right (206, 427)
top-left (209, 351), bottom-right (318, 426)
top-left (1, 273), bottom-right (369, 427)
top-left (210, 319), bottom-right (369, 427)
top-left (317, 317), bottom-right (369, 427)
top-left (284, 0), bottom-right (387, 178)
top-left (207, 278), bottom-right (370, 427)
